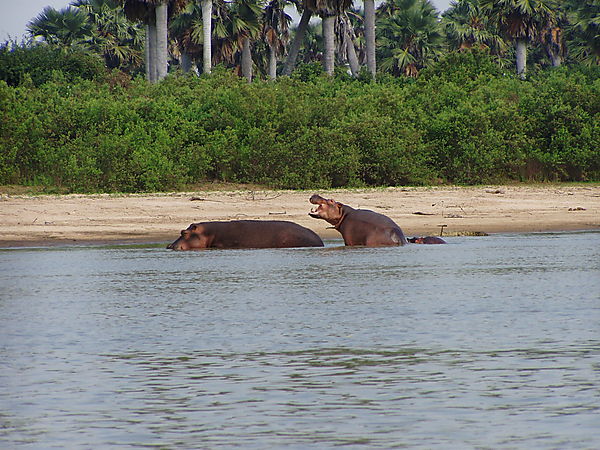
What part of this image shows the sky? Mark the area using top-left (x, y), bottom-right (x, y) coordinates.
top-left (0, 0), bottom-right (453, 42)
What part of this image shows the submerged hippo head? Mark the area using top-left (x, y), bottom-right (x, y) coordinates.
top-left (166, 224), bottom-right (209, 250)
top-left (408, 236), bottom-right (446, 244)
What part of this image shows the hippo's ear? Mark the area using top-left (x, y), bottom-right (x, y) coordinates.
top-left (189, 224), bottom-right (197, 231)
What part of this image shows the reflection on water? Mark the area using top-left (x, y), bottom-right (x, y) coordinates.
top-left (1, 232), bottom-right (599, 448)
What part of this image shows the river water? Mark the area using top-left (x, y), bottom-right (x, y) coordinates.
top-left (1, 232), bottom-right (599, 448)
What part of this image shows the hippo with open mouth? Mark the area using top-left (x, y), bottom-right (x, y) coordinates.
top-left (309, 194), bottom-right (407, 246)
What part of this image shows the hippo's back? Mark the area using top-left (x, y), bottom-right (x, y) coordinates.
top-left (209, 220), bottom-right (323, 248)
top-left (353, 209), bottom-right (400, 229)
top-left (350, 210), bottom-right (407, 246)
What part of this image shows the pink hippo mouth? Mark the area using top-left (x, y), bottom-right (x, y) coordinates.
top-left (309, 194), bottom-right (327, 217)
top-left (309, 204), bottom-right (323, 218)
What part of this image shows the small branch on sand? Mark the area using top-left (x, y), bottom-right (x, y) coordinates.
top-left (190, 197), bottom-right (223, 202)
top-left (245, 191), bottom-right (282, 201)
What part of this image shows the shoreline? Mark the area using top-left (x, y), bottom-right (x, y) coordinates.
top-left (2, 229), bottom-right (599, 251)
top-left (1, 185), bottom-right (599, 248)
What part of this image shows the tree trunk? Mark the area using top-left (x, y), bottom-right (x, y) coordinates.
top-left (242, 37), bottom-right (252, 82)
top-left (146, 19), bottom-right (157, 82)
top-left (201, 0), bottom-right (212, 74)
top-left (547, 27), bottom-right (562, 68)
top-left (346, 33), bottom-right (359, 77)
top-left (364, 0), bottom-right (376, 78)
top-left (181, 52), bottom-right (194, 73)
top-left (549, 49), bottom-right (562, 67)
top-left (155, 1), bottom-right (169, 81)
top-left (322, 15), bottom-right (335, 76)
top-left (268, 45), bottom-right (277, 80)
top-left (282, 8), bottom-right (312, 76)
top-left (516, 38), bottom-right (527, 79)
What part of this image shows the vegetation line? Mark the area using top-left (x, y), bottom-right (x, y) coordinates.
top-left (0, 1), bottom-right (598, 193)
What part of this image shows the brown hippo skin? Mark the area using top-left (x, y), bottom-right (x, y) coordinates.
top-left (167, 220), bottom-right (324, 250)
top-left (309, 194), bottom-right (407, 246)
top-left (408, 236), bottom-right (447, 244)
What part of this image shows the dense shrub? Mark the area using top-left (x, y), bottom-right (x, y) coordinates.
top-left (0, 41), bottom-right (106, 87)
top-left (0, 54), bottom-right (598, 193)
top-left (419, 49), bottom-right (504, 84)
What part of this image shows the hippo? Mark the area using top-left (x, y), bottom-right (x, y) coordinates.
top-left (408, 236), bottom-right (447, 244)
top-left (309, 194), bottom-right (407, 246)
top-left (167, 220), bottom-right (324, 250)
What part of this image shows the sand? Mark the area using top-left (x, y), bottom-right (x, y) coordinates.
top-left (1, 185), bottom-right (599, 247)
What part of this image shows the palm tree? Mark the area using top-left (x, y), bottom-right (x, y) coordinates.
top-left (212, 0), bottom-right (237, 66)
top-left (442, 0), bottom-right (505, 54)
top-left (282, 0), bottom-right (314, 75)
top-left (363, 0), bottom-right (376, 77)
top-left (296, 20), bottom-right (324, 65)
top-left (232, 0), bottom-right (263, 81)
top-left (28, 2), bottom-right (144, 71)
top-left (480, 0), bottom-right (558, 79)
top-left (334, 13), bottom-right (359, 75)
top-left (540, 7), bottom-right (566, 67)
top-left (169, 2), bottom-right (201, 72)
top-left (123, 0), bottom-right (188, 82)
top-left (565, 0), bottom-right (600, 66)
top-left (123, 0), bottom-right (162, 81)
top-left (321, 13), bottom-right (336, 75)
top-left (28, 6), bottom-right (94, 49)
top-left (262, 0), bottom-right (292, 79)
top-left (169, 0), bottom-right (215, 74)
top-left (377, 0), bottom-right (443, 77)
top-left (341, 7), bottom-right (368, 71)
top-left (200, 0), bottom-right (213, 74)
top-left (331, 12), bottom-right (359, 75)
top-left (72, 0), bottom-right (145, 70)
top-left (210, 0), bottom-right (262, 80)
top-left (282, 0), bottom-right (355, 76)
top-left (307, 0), bottom-right (353, 75)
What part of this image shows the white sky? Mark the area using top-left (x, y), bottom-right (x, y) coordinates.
top-left (0, 0), bottom-right (453, 42)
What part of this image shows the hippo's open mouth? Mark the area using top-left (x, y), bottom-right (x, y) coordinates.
top-left (309, 204), bottom-right (324, 218)
top-left (309, 194), bottom-right (327, 217)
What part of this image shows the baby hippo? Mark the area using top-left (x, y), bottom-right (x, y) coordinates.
top-left (167, 220), bottom-right (324, 250)
top-left (407, 236), bottom-right (446, 244)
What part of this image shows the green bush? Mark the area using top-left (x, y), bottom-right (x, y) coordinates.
top-left (0, 55), bottom-right (598, 193)
top-left (0, 41), bottom-right (106, 87)
top-left (419, 49), bottom-right (504, 85)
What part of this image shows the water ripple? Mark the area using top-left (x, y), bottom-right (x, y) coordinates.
top-left (1, 232), bottom-right (599, 448)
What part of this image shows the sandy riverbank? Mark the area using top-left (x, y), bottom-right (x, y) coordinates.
top-left (1, 185), bottom-right (599, 247)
